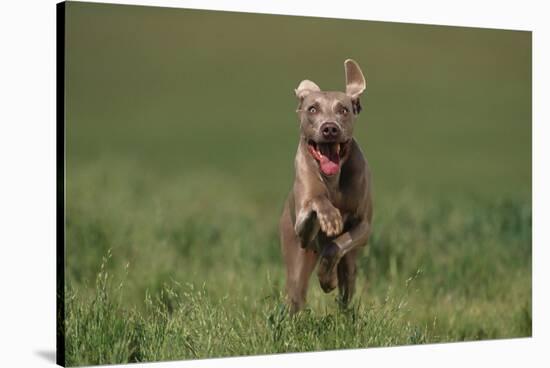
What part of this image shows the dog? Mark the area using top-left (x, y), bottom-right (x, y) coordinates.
top-left (279, 59), bottom-right (373, 313)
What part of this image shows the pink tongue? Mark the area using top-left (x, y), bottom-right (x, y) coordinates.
top-left (319, 155), bottom-right (340, 175)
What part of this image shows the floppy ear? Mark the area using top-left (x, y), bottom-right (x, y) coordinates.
top-left (295, 80), bottom-right (321, 109)
top-left (344, 59), bottom-right (366, 114)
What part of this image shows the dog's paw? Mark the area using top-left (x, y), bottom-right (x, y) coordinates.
top-left (317, 205), bottom-right (343, 237)
top-left (318, 265), bottom-right (338, 293)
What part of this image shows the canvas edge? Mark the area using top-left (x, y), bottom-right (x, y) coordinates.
top-left (56, 1), bottom-right (67, 367)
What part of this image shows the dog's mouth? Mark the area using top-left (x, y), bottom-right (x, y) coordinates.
top-left (307, 140), bottom-right (350, 176)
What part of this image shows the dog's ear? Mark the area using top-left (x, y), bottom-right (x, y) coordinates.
top-left (344, 59), bottom-right (366, 114)
top-left (295, 80), bottom-right (321, 109)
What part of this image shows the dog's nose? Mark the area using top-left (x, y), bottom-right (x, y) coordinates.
top-left (321, 122), bottom-right (341, 139)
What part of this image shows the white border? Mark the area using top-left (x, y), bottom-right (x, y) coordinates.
top-left (0, 1), bottom-right (547, 367)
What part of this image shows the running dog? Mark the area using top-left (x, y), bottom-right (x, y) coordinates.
top-left (279, 59), bottom-right (373, 313)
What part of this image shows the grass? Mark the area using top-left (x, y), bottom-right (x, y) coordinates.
top-left (62, 2), bottom-right (531, 366)
top-left (64, 162), bottom-right (531, 366)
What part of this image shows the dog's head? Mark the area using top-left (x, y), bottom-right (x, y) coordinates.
top-left (295, 59), bottom-right (366, 177)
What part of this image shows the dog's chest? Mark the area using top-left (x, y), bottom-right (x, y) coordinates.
top-left (327, 189), bottom-right (353, 216)
top-left (327, 189), bottom-right (343, 207)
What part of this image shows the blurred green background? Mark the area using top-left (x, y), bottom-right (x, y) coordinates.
top-left (66, 2), bottom-right (531, 203)
top-left (64, 2), bottom-right (531, 365)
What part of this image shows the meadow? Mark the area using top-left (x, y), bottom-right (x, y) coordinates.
top-left (63, 3), bottom-right (531, 366)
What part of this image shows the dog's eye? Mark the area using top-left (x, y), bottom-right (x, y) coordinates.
top-left (341, 107), bottom-right (349, 115)
top-left (308, 106), bottom-right (317, 113)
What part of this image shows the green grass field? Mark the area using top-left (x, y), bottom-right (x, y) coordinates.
top-left (63, 2), bottom-right (531, 366)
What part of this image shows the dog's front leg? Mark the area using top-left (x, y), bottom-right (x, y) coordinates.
top-left (310, 197), bottom-right (343, 237)
top-left (317, 219), bottom-right (370, 289)
top-left (295, 196), bottom-right (342, 248)
top-left (294, 204), bottom-right (320, 248)
top-left (332, 219), bottom-right (371, 255)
